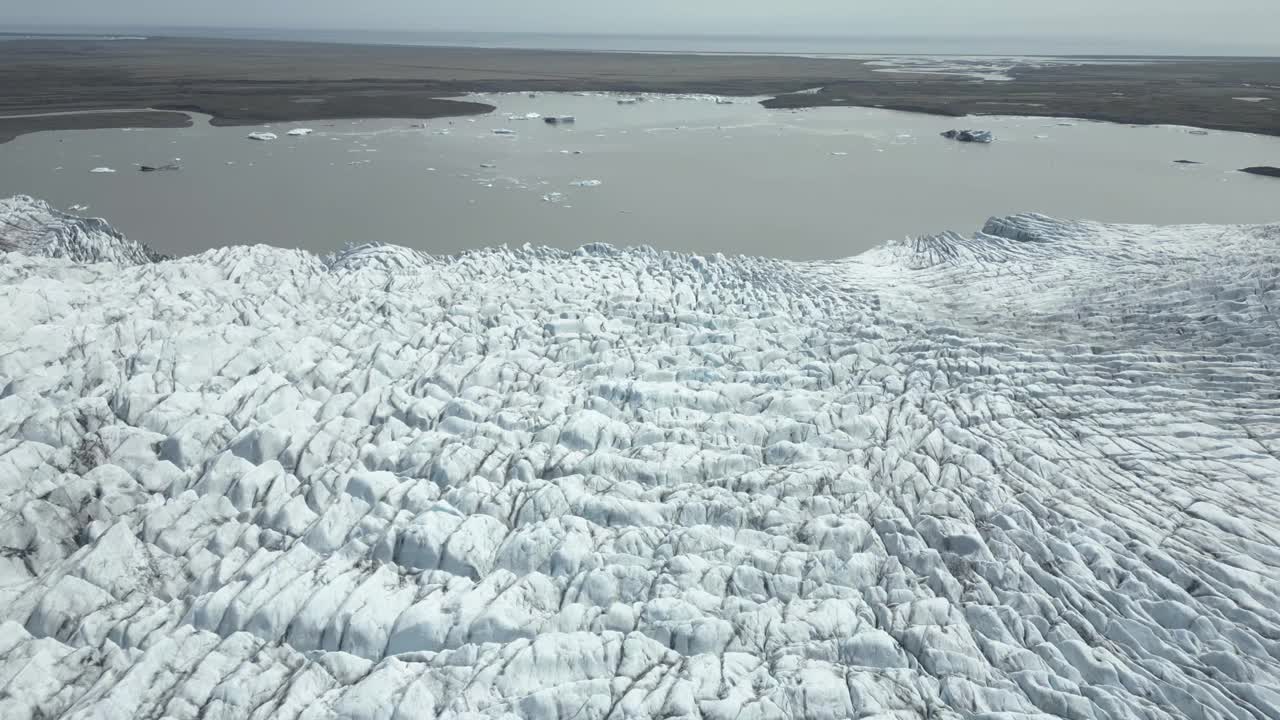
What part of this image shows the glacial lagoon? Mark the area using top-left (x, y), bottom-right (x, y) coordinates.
top-left (2, 92), bottom-right (1277, 259)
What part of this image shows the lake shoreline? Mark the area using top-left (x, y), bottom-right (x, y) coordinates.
top-left (2, 37), bottom-right (1278, 145)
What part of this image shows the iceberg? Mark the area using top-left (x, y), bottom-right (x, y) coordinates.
top-left (88, 167), bottom-right (116, 173)
top-left (570, 179), bottom-right (602, 187)
top-left (286, 128), bottom-right (315, 136)
top-left (1241, 165), bottom-right (1280, 178)
top-left (2, 195), bottom-right (1280, 720)
top-left (246, 131), bottom-right (278, 141)
top-left (940, 129), bottom-right (994, 143)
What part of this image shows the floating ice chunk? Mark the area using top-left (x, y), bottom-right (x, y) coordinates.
top-left (492, 128), bottom-right (516, 135)
top-left (716, 97), bottom-right (735, 104)
top-left (286, 128), bottom-right (314, 136)
top-left (67, 204), bottom-right (89, 212)
top-left (830, 151), bottom-right (848, 156)
top-left (246, 132), bottom-right (278, 141)
top-left (480, 163), bottom-right (496, 169)
top-left (1234, 96), bottom-right (1271, 102)
top-left (941, 129), bottom-right (994, 143)
top-left (617, 98), bottom-right (639, 105)
top-left (1241, 166), bottom-right (1280, 178)
top-left (570, 179), bottom-right (602, 187)
top-left (1188, 129), bottom-right (1210, 136)
top-left (89, 167), bottom-right (116, 174)
top-left (542, 192), bottom-right (566, 203)
top-left (523, 112), bottom-right (541, 119)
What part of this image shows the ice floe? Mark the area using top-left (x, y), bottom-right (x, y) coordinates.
top-left (940, 129), bottom-right (995, 144)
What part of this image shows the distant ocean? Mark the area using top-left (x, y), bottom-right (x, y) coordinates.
top-left (3, 28), bottom-right (1275, 58)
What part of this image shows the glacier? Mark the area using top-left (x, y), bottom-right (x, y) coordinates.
top-left (1, 193), bottom-right (1279, 719)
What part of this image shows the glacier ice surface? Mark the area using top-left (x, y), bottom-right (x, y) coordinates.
top-left (0, 196), bottom-right (166, 264)
top-left (1, 194), bottom-right (1280, 720)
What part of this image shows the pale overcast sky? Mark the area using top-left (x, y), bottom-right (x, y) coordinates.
top-left (6, 1), bottom-right (1279, 53)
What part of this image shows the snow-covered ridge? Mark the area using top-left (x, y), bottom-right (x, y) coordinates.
top-left (2, 196), bottom-right (1280, 719)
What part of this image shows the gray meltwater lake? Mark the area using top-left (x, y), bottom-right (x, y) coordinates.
top-left (2, 92), bottom-right (1277, 260)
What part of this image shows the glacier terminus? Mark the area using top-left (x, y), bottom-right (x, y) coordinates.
top-left (1, 195), bottom-right (1278, 719)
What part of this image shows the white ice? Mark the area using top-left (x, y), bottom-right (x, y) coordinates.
top-left (1, 194), bottom-right (1279, 720)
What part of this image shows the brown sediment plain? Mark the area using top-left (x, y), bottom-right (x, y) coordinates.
top-left (1, 36), bottom-right (1278, 143)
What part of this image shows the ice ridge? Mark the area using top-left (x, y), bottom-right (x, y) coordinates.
top-left (0, 195), bottom-right (167, 265)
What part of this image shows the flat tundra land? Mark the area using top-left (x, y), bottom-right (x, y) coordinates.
top-left (1, 37), bottom-right (1278, 142)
